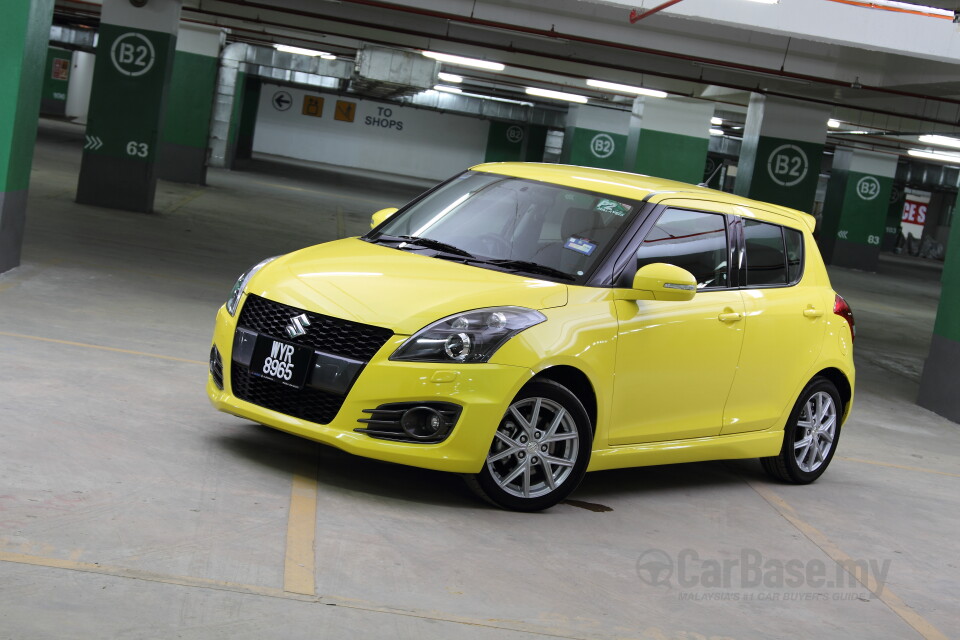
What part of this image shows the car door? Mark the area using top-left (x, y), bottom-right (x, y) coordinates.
top-left (608, 201), bottom-right (746, 445)
top-left (720, 214), bottom-right (830, 434)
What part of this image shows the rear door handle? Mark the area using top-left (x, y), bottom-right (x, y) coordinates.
top-left (718, 312), bottom-right (742, 323)
top-left (803, 306), bottom-right (824, 318)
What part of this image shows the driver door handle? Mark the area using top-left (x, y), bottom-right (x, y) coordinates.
top-left (718, 311), bottom-right (742, 323)
top-left (803, 306), bottom-right (824, 318)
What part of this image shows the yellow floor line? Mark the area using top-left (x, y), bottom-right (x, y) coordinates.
top-left (0, 331), bottom-right (206, 366)
top-left (283, 472), bottom-right (319, 596)
top-left (0, 550), bottom-right (295, 600)
top-left (837, 456), bottom-right (960, 479)
top-left (748, 481), bottom-right (948, 640)
top-left (0, 259), bottom-right (64, 293)
top-left (160, 188), bottom-right (206, 215)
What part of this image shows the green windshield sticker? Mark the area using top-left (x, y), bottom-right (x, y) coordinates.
top-left (596, 199), bottom-right (631, 216)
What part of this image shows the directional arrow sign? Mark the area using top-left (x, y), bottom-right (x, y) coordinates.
top-left (273, 91), bottom-right (292, 111)
top-left (84, 135), bottom-right (103, 151)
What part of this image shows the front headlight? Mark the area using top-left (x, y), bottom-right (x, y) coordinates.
top-left (391, 307), bottom-right (546, 363)
top-left (226, 256), bottom-right (279, 316)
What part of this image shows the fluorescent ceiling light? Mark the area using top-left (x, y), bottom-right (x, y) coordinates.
top-left (709, 128), bottom-right (724, 136)
top-left (433, 85), bottom-right (462, 93)
top-left (422, 51), bottom-right (504, 71)
top-left (457, 91), bottom-right (533, 107)
top-left (275, 44), bottom-right (333, 58)
top-left (437, 72), bottom-right (463, 83)
top-left (828, 119), bottom-right (841, 128)
top-left (586, 79), bottom-right (667, 98)
top-left (711, 117), bottom-right (723, 125)
top-left (525, 87), bottom-right (589, 103)
top-left (918, 134), bottom-right (960, 149)
top-left (909, 149), bottom-right (960, 164)
top-left (743, 0), bottom-right (779, 4)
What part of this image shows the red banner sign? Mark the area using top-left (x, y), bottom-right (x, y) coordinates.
top-left (902, 199), bottom-right (927, 226)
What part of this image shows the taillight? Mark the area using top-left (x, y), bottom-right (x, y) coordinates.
top-left (834, 294), bottom-right (855, 342)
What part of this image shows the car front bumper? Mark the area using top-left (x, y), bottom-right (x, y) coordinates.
top-left (206, 303), bottom-right (533, 473)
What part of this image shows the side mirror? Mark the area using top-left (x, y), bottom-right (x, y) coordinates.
top-left (620, 263), bottom-right (698, 302)
top-left (370, 207), bottom-right (398, 229)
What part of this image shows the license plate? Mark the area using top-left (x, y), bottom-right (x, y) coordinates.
top-left (250, 337), bottom-right (312, 389)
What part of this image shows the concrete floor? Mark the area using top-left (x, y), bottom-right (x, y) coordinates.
top-left (1, 119), bottom-right (958, 640)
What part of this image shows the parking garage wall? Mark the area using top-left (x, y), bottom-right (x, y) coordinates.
top-left (252, 83), bottom-right (489, 181)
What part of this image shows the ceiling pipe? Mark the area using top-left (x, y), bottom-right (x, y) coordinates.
top-left (629, 0), bottom-right (685, 24)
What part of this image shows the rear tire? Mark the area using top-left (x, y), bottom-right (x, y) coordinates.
top-left (470, 380), bottom-right (592, 511)
top-left (761, 377), bottom-right (842, 484)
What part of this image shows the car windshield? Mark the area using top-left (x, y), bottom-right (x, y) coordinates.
top-left (364, 171), bottom-right (640, 284)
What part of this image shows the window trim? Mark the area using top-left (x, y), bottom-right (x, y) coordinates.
top-left (735, 217), bottom-right (806, 290)
top-left (613, 205), bottom-right (738, 291)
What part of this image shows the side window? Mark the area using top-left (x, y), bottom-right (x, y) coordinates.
top-left (635, 208), bottom-right (729, 289)
top-left (784, 227), bottom-right (804, 283)
top-left (744, 219), bottom-right (787, 286)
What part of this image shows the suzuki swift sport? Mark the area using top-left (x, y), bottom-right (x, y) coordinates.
top-left (207, 163), bottom-right (855, 511)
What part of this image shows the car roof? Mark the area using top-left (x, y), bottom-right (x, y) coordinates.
top-left (470, 162), bottom-right (817, 233)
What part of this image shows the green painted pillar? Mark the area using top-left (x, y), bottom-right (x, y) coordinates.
top-left (881, 183), bottom-right (906, 252)
top-left (918, 206), bottom-right (960, 422)
top-left (734, 94), bottom-right (829, 212)
top-left (0, 0), bottom-right (54, 274)
top-left (484, 122), bottom-right (549, 163)
top-left (819, 149), bottom-right (897, 270)
top-left (41, 46), bottom-right (72, 117)
top-left (158, 23), bottom-right (222, 184)
top-left (234, 74), bottom-right (260, 162)
top-left (626, 97), bottom-right (712, 184)
top-left (560, 105), bottom-right (630, 170)
top-left (76, 0), bottom-right (182, 212)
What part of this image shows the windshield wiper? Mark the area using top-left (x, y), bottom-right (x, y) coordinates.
top-left (371, 234), bottom-right (475, 258)
top-left (473, 258), bottom-right (576, 282)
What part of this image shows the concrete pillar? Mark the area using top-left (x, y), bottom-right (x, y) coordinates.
top-left (626, 97), bottom-right (712, 184)
top-left (0, 0), bottom-right (54, 274)
top-left (560, 105), bottom-right (630, 170)
top-left (918, 210), bottom-right (960, 422)
top-left (484, 122), bottom-right (549, 163)
top-left (734, 94), bottom-right (830, 212)
top-left (66, 51), bottom-right (95, 125)
top-left (881, 184), bottom-right (906, 252)
top-left (40, 46), bottom-right (72, 117)
top-left (819, 149), bottom-right (897, 270)
top-left (76, 0), bottom-right (182, 212)
top-left (158, 23), bottom-right (223, 184)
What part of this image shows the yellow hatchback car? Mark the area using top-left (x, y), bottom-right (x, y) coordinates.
top-left (208, 163), bottom-right (855, 511)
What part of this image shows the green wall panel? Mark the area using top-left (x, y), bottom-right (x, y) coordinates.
top-left (525, 125), bottom-right (548, 162)
top-left (484, 121), bottom-right (525, 162)
top-left (565, 127), bottom-right (627, 170)
top-left (735, 135), bottom-right (823, 212)
top-left (934, 199), bottom-right (960, 342)
top-left (0, 0), bottom-right (54, 192)
top-left (43, 46), bottom-right (71, 104)
top-left (161, 50), bottom-right (218, 149)
top-left (632, 129), bottom-right (708, 184)
top-left (83, 23), bottom-right (176, 162)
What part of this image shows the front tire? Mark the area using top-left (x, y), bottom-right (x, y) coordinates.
top-left (470, 380), bottom-right (592, 511)
top-left (761, 377), bottom-right (842, 484)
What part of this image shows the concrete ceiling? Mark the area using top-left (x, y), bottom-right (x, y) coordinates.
top-left (53, 0), bottom-right (960, 158)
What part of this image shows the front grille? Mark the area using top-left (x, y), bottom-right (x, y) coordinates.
top-left (231, 366), bottom-right (344, 425)
top-left (209, 345), bottom-right (224, 390)
top-left (238, 295), bottom-right (393, 361)
top-left (232, 295), bottom-right (394, 425)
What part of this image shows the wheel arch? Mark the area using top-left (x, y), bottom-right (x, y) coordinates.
top-left (532, 365), bottom-right (597, 432)
top-left (814, 367), bottom-right (852, 421)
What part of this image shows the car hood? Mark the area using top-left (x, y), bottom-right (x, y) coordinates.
top-left (246, 238), bottom-right (568, 335)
